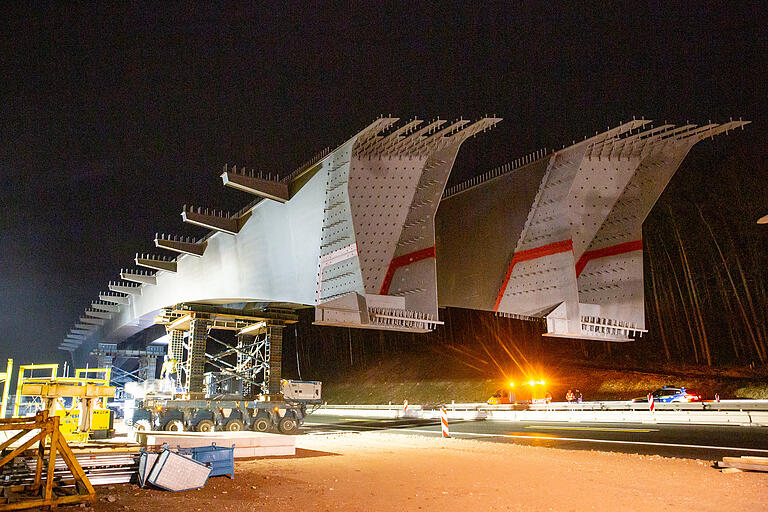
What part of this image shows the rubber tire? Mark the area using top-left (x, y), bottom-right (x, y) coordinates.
top-left (278, 416), bottom-right (298, 435)
top-left (196, 419), bottom-right (215, 432)
top-left (165, 419), bottom-right (185, 432)
top-left (225, 419), bottom-right (245, 432)
top-left (133, 419), bottom-right (152, 432)
top-left (253, 417), bottom-right (271, 432)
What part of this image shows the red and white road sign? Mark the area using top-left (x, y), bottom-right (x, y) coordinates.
top-left (441, 407), bottom-right (450, 438)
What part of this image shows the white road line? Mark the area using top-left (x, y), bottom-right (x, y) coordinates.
top-left (303, 422), bottom-right (402, 432)
top-left (525, 425), bottom-right (658, 433)
top-left (403, 429), bottom-right (768, 453)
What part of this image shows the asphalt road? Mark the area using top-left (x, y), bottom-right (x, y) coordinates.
top-left (302, 414), bottom-right (768, 460)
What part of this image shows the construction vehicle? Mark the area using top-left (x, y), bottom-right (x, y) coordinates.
top-left (122, 303), bottom-right (320, 434)
top-left (13, 364), bottom-right (116, 441)
top-left (124, 378), bottom-right (319, 434)
top-left (488, 379), bottom-right (548, 405)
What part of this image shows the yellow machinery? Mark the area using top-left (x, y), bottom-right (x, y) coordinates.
top-left (13, 364), bottom-right (115, 442)
top-left (0, 359), bottom-right (12, 419)
top-left (74, 367), bottom-right (111, 408)
top-left (13, 364), bottom-right (58, 418)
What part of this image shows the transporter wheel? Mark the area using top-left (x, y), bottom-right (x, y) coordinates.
top-left (133, 419), bottom-right (152, 432)
top-left (278, 416), bottom-right (298, 435)
top-left (196, 419), bottom-right (215, 432)
top-left (253, 417), bottom-right (271, 432)
top-left (225, 419), bottom-right (245, 432)
top-left (165, 419), bottom-right (185, 432)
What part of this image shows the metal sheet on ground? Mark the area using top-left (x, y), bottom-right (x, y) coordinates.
top-left (146, 450), bottom-right (211, 492)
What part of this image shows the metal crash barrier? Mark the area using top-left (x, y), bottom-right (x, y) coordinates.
top-left (314, 400), bottom-right (768, 426)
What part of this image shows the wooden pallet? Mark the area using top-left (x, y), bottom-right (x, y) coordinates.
top-left (717, 456), bottom-right (768, 473)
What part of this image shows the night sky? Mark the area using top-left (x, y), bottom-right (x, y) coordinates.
top-left (1, 3), bottom-right (766, 366)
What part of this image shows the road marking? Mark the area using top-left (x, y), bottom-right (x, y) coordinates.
top-left (525, 425), bottom-right (657, 433)
top-left (305, 430), bottom-right (361, 435)
top-left (340, 418), bottom-right (391, 422)
top-left (303, 422), bottom-right (417, 432)
top-left (403, 429), bottom-right (768, 454)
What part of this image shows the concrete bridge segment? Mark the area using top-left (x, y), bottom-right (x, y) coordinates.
top-left (60, 116), bottom-right (502, 366)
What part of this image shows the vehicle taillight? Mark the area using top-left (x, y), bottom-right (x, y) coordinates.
top-left (684, 394), bottom-right (699, 402)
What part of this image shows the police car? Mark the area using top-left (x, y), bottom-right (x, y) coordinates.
top-left (633, 386), bottom-right (702, 403)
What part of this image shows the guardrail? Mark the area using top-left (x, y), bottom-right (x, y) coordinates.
top-left (311, 400), bottom-right (768, 427)
top-left (528, 399), bottom-right (768, 412)
top-left (318, 399), bottom-right (768, 412)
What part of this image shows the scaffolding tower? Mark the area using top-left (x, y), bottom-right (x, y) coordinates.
top-left (155, 303), bottom-right (297, 399)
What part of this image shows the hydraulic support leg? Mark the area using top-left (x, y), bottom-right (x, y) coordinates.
top-left (169, 329), bottom-right (185, 364)
top-left (266, 324), bottom-right (283, 396)
top-left (186, 317), bottom-right (210, 399)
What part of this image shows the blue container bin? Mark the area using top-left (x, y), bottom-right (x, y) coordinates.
top-left (178, 443), bottom-right (235, 479)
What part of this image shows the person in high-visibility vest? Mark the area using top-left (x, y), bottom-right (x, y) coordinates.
top-left (565, 389), bottom-right (575, 402)
top-left (160, 355), bottom-right (179, 388)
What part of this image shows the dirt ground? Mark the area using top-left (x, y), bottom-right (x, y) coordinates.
top-left (89, 432), bottom-right (767, 512)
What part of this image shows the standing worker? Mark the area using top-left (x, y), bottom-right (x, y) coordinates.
top-left (160, 355), bottom-right (179, 389)
top-left (565, 389), bottom-right (575, 403)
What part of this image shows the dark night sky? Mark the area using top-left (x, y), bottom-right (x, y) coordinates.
top-left (1, 2), bottom-right (766, 366)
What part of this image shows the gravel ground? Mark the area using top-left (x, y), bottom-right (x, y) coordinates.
top-left (88, 432), bottom-right (767, 511)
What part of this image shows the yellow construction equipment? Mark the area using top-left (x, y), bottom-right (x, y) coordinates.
top-left (13, 364), bottom-right (58, 419)
top-left (13, 365), bottom-right (115, 442)
top-left (73, 368), bottom-right (111, 407)
top-left (0, 359), bottom-right (12, 419)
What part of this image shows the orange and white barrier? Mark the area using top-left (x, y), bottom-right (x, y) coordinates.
top-left (441, 407), bottom-right (450, 438)
top-left (648, 393), bottom-right (655, 412)
top-left (403, 400), bottom-right (408, 415)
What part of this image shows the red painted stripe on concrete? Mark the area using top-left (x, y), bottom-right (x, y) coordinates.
top-left (575, 240), bottom-right (643, 277)
top-left (493, 239), bottom-right (574, 312)
top-left (379, 246), bottom-right (436, 295)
